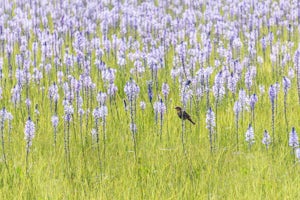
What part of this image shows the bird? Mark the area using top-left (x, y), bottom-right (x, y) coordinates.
top-left (175, 106), bottom-right (195, 125)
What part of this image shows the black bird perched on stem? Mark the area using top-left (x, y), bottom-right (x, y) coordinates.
top-left (175, 106), bottom-right (195, 125)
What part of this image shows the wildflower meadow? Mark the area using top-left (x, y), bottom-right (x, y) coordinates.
top-left (1, 0), bottom-right (300, 199)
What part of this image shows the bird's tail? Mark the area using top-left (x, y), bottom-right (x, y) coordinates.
top-left (188, 118), bottom-right (195, 125)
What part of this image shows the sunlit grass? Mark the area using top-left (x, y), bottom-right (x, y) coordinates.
top-left (1, 0), bottom-right (300, 199)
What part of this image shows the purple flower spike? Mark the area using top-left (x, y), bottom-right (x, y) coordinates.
top-left (206, 107), bottom-right (216, 131)
top-left (153, 99), bottom-right (166, 115)
top-left (147, 81), bottom-right (153, 103)
top-left (250, 94), bottom-right (258, 110)
top-left (262, 130), bottom-right (271, 148)
top-left (283, 76), bottom-right (291, 93)
top-left (245, 124), bottom-right (255, 146)
top-left (140, 101), bottom-right (146, 110)
top-left (124, 78), bottom-right (140, 101)
top-left (24, 117), bottom-right (35, 150)
top-left (289, 127), bottom-right (299, 148)
top-left (162, 83), bottom-right (170, 99)
top-left (269, 85), bottom-right (276, 103)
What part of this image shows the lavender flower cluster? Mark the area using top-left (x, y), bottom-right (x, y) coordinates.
top-left (0, 0), bottom-right (300, 164)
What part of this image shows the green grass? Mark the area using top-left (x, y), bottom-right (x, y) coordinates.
top-left (1, 1), bottom-right (300, 199)
top-left (1, 84), bottom-right (300, 199)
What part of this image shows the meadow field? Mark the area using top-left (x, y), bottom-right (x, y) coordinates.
top-left (1, 0), bottom-right (300, 199)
